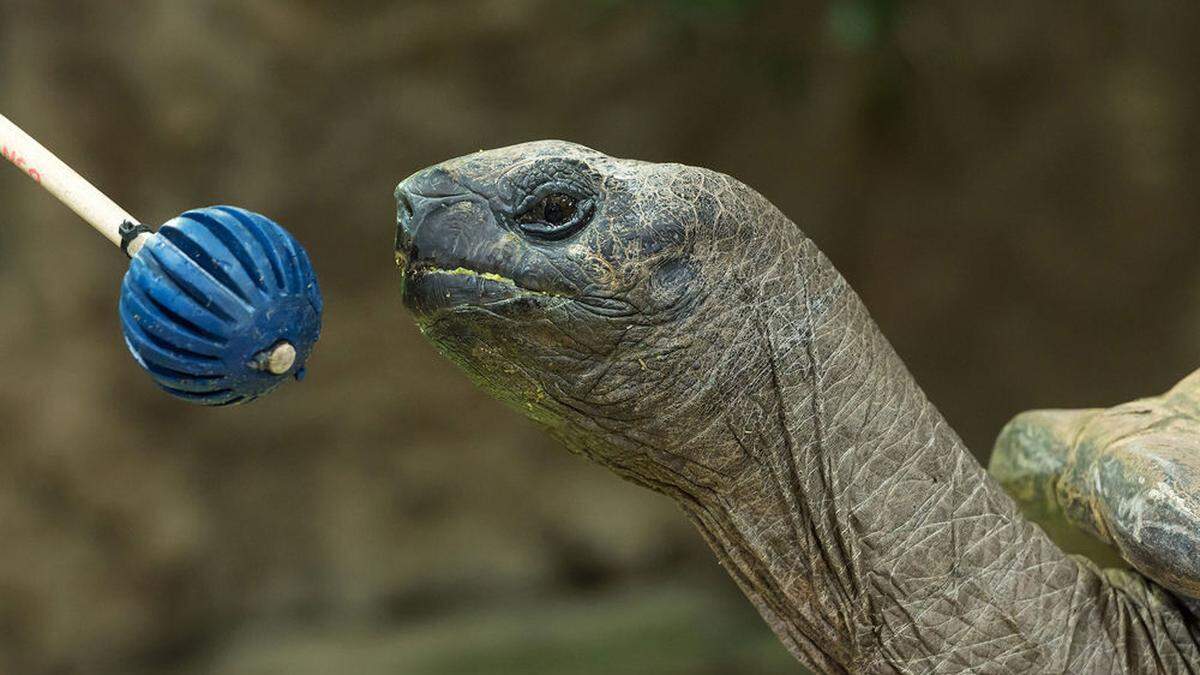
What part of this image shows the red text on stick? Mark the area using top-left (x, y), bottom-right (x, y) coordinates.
top-left (1, 145), bottom-right (41, 184)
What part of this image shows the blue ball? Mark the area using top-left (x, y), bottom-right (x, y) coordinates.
top-left (118, 206), bottom-right (323, 405)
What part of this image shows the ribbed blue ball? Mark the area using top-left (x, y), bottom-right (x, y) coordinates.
top-left (118, 206), bottom-right (323, 405)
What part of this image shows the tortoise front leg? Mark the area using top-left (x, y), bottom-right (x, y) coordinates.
top-left (991, 370), bottom-right (1200, 598)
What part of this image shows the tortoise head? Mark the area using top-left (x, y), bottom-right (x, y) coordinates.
top-left (395, 141), bottom-right (790, 479)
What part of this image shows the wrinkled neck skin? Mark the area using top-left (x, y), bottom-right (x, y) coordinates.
top-left (532, 208), bottom-right (1200, 672)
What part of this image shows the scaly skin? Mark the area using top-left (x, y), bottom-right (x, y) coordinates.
top-left (394, 141), bottom-right (1200, 672)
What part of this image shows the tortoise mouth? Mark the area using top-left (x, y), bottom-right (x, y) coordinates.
top-left (402, 264), bottom-right (563, 316)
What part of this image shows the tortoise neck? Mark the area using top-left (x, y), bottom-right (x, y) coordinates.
top-left (663, 237), bottom-right (1085, 671)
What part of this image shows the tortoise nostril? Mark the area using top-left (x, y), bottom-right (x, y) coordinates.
top-left (397, 190), bottom-right (414, 231)
top-left (395, 167), bottom-right (480, 272)
top-left (395, 188), bottom-right (417, 266)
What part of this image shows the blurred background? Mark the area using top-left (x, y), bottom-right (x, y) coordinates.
top-left (1, 1), bottom-right (1199, 673)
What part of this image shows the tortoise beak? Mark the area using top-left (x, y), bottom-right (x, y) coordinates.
top-left (395, 168), bottom-right (522, 316)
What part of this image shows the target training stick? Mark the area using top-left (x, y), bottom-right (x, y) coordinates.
top-left (0, 113), bottom-right (149, 253)
top-left (0, 113), bottom-right (323, 405)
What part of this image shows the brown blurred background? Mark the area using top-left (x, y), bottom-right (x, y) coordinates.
top-left (1, 1), bottom-right (1198, 673)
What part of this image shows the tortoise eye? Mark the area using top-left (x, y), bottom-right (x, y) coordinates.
top-left (515, 193), bottom-right (593, 240)
top-left (540, 194), bottom-right (576, 225)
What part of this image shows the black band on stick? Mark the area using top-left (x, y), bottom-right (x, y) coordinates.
top-left (118, 220), bottom-right (152, 257)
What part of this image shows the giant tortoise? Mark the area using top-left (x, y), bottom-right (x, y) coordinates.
top-left (394, 141), bottom-right (1200, 673)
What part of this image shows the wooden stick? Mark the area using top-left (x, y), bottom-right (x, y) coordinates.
top-left (0, 113), bottom-right (147, 253)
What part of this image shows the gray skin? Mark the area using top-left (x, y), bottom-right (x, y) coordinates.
top-left (394, 141), bottom-right (1200, 673)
